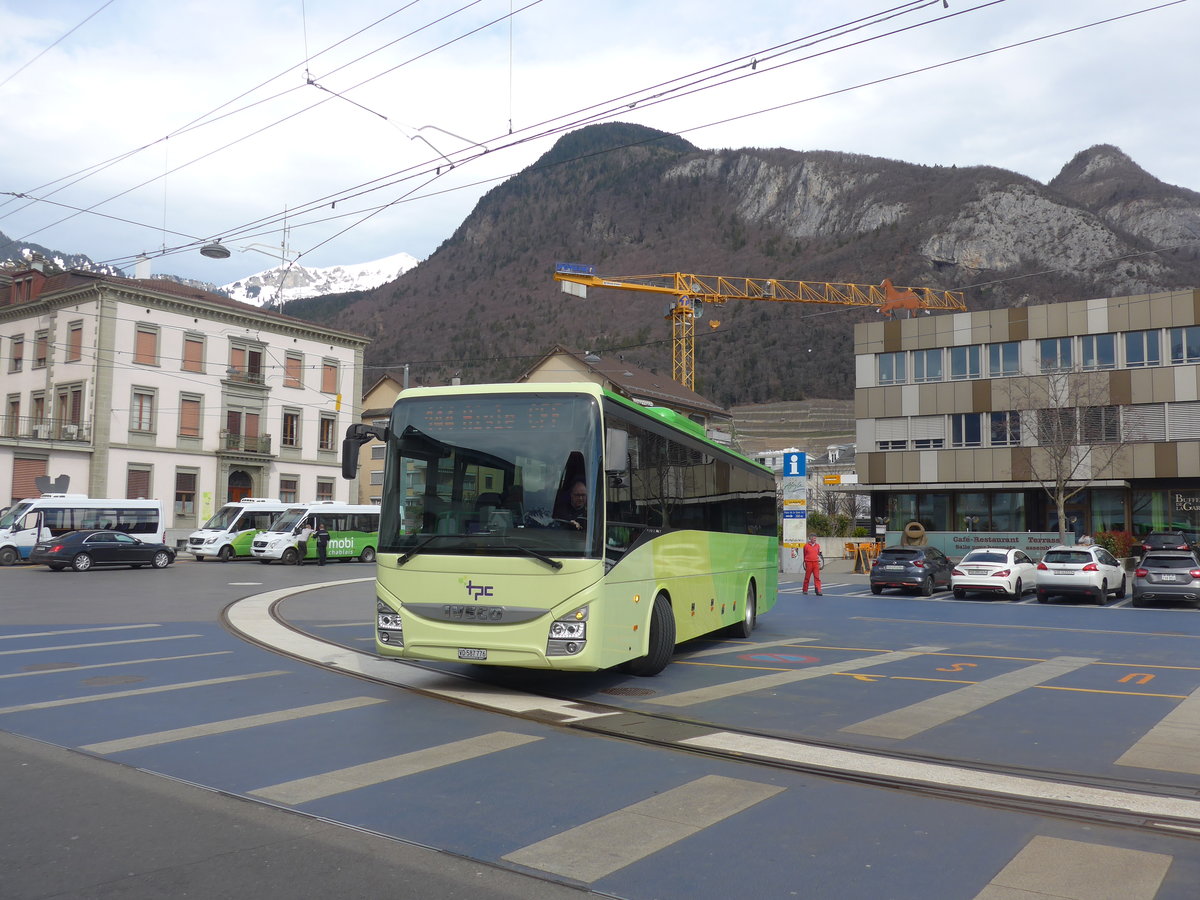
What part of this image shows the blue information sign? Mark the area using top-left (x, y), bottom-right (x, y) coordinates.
top-left (783, 451), bottom-right (806, 477)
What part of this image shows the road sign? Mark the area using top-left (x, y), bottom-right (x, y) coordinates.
top-left (823, 474), bottom-right (841, 485)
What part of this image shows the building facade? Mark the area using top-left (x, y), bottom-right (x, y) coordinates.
top-left (0, 264), bottom-right (369, 534)
top-left (855, 289), bottom-right (1200, 541)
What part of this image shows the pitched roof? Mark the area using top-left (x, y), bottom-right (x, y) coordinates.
top-left (517, 345), bottom-right (728, 418)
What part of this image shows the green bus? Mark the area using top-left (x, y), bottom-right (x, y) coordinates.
top-left (342, 382), bottom-right (777, 675)
top-left (250, 502), bottom-right (380, 564)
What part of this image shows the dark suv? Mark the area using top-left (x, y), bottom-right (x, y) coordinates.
top-left (1138, 532), bottom-right (1198, 557)
top-left (870, 546), bottom-right (953, 596)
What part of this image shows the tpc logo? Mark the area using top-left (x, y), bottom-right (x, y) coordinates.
top-left (465, 580), bottom-right (494, 601)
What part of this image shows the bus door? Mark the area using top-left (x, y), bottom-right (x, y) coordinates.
top-left (14, 510), bottom-right (50, 557)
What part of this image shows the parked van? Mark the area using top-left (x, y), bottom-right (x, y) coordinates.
top-left (251, 502), bottom-right (380, 564)
top-left (0, 494), bottom-right (164, 566)
top-left (187, 498), bottom-right (290, 561)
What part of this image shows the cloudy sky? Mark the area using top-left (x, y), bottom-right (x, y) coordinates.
top-left (1, 0), bottom-right (1196, 283)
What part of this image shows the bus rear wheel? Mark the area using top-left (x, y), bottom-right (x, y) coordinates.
top-left (622, 593), bottom-right (675, 677)
top-left (360, 546), bottom-right (376, 563)
top-left (726, 582), bottom-right (757, 638)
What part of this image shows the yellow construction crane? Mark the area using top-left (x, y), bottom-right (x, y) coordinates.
top-left (553, 263), bottom-right (967, 390)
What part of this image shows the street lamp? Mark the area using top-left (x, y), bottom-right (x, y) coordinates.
top-left (199, 237), bottom-right (296, 308)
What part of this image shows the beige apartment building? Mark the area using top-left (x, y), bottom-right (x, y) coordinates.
top-left (854, 289), bottom-right (1200, 539)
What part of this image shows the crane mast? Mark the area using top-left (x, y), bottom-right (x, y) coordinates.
top-left (553, 263), bottom-right (967, 390)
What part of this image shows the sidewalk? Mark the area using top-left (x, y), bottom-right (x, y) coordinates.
top-left (780, 551), bottom-right (870, 583)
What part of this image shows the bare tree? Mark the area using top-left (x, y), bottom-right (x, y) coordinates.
top-left (999, 368), bottom-right (1136, 545)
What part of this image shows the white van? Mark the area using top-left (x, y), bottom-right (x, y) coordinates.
top-left (251, 501), bottom-right (380, 564)
top-left (0, 495), bottom-right (165, 566)
top-left (187, 498), bottom-right (290, 561)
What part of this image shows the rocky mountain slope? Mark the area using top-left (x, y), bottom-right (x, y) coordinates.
top-left (280, 124), bottom-right (1200, 406)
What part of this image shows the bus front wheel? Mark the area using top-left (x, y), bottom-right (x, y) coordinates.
top-left (0, 546), bottom-right (17, 566)
top-left (622, 593), bottom-right (675, 677)
top-left (726, 582), bottom-right (757, 638)
top-left (281, 548), bottom-right (299, 566)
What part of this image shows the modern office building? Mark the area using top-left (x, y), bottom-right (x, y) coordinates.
top-left (854, 289), bottom-right (1200, 540)
top-left (0, 262), bottom-right (370, 534)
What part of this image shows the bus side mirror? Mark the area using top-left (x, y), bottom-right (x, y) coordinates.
top-left (604, 428), bottom-right (628, 473)
top-left (341, 423), bottom-right (388, 480)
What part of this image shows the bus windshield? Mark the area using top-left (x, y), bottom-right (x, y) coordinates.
top-left (380, 393), bottom-right (602, 559)
top-left (0, 502), bottom-right (33, 530)
top-left (268, 508), bottom-right (308, 532)
top-left (201, 506), bottom-right (244, 531)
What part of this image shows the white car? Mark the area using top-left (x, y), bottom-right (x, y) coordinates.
top-left (951, 548), bottom-right (1038, 600)
top-left (1035, 545), bottom-right (1127, 604)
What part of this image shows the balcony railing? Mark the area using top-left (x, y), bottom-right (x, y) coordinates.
top-left (219, 430), bottom-right (273, 454)
top-left (2, 415), bottom-right (90, 442)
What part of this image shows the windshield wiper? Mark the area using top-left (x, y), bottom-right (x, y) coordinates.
top-left (396, 533), bottom-right (464, 566)
top-left (508, 544), bottom-right (563, 570)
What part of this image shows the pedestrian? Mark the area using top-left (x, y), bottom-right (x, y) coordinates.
top-left (802, 535), bottom-right (824, 595)
top-left (296, 521), bottom-right (313, 566)
top-left (315, 520), bottom-right (330, 566)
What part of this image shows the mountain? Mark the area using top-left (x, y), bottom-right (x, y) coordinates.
top-left (0, 231), bottom-right (124, 276)
top-left (221, 251), bottom-right (421, 307)
top-left (282, 124), bottom-right (1200, 406)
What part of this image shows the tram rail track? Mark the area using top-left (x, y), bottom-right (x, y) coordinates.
top-left (221, 582), bottom-right (1200, 841)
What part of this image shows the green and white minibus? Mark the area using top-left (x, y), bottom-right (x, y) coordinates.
top-left (250, 501), bottom-right (380, 564)
top-left (187, 498), bottom-right (290, 561)
top-left (0, 495), bottom-right (164, 566)
top-left (341, 382), bottom-right (778, 676)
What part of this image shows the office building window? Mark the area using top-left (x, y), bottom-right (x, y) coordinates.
top-left (1125, 330), bottom-right (1161, 368)
top-left (315, 479), bottom-right (334, 501)
top-left (877, 352), bottom-right (905, 385)
top-left (1169, 326), bottom-right (1200, 365)
top-left (912, 349), bottom-right (942, 383)
top-left (33, 330), bottom-right (48, 368)
top-left (951, 413), bottom-right (983, 448)
top-left (987, 341), bottom-right (1020, 377)
top-left (949, 345), bottom-right (982, 380)
top-left (1081, 406), bottom-right (1120, 443)
top-left (321, 361), bottom-right (339, 394)
top-left (1039, 337), bottom-right (1072, 373)
top-left (9, 336), bottom-right (23, 372)
top-left (175, 470), bottom-right (197, 518)
top-left (990, 411), bottom-right (1022, 446)
top-left (1080, 333), bottom-right (1116, 371)
top-left (127, 466), bottom-right (152, 499)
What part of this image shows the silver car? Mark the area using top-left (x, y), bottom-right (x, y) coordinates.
top-left (1132, 551), bottom-right (1200, 608)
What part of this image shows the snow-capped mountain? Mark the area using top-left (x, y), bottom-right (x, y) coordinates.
top-left (220, 251), bottom-right (420, 307)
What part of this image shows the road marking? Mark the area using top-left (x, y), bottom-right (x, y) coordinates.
top-left (680, 731), bottom-right (1200, 821)
top-left (0, 635), bottom-right (202, 656)
top-left (973, 836), bottom-right (1171, 900)
top-left (79, 696), bottom-right (388, 754)
top-left (0, 651), bottom-right (231, 679)
top-left (646, 646), bottom-right (948, 708)
top-left (503, 774), bottom-right (783, 882)
top-left (841, 656), bottom-right (1098, 740)
top-left (679, 637), bottom-right (818, 660)
top-left (249, 731), bottom-right (540, 805)
top-left (0, 624), bottom-right (161, 641)
top-left (1116, 685), bottom-right (1200, 775)
top-left (0, 671), bottom-right (288, 715)
top-left (853, 616), bottom-right (1200, 639)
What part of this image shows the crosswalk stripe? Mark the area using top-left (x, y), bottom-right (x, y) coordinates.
top-left (0, 671), bottom-right (288, 715)
top-left (973, 836), bottom-right (1171, 899)
top-left (249, 731), bottom-right (541, 805)
top-left (1116, 685), bottom-right (1200, 775)
top-left (647, 645), bottom-right (948, 707)
top-left (79, 697), bottom-right (388, 754)
top-left (503, 774), bottom-right (783, 882)
top-left (680, 637), bottom-right (818, 660)
top-left (0, 651), bottom-right (231, 679)
top-left (841, 656), bottom-right (1098, 740)
top-left (0, 634), bottom-right (201, 655)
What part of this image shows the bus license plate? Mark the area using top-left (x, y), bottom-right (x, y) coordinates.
top-left (458, 648), bottom-right (487, 660)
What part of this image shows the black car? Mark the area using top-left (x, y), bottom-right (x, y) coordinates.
top-left (869, 546), bottom-right (954, 596)
top-left (29, 530), bottom-right (175, 571)
top-left (1138, 531), bottom-right (1198, 557)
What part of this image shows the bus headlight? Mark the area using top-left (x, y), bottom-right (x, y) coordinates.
top-left (377, 598), bottom-right (403, 647)
top-left (547, 605), bottom-right (588, 656)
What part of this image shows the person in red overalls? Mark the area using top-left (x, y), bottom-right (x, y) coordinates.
top-left (802, 535), bottom-right (824, 595)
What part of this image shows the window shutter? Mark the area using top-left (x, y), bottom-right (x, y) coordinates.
top-left (12, 457), bottom-right (46, 500)
top-left (134, 328), bottom-right (157, 365)
top-left (68, 325), bottom-right (83, 361)
top-left (322, 363), bottom-right (337, 393)
top-left (127, 468), bottom-right (151, 499)
top-left (180, 398), bottom-right (201, 436)
top-left (285, 355), bottom-right (302, 388)
top-left (183, 338), bottom-right (203, 372)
